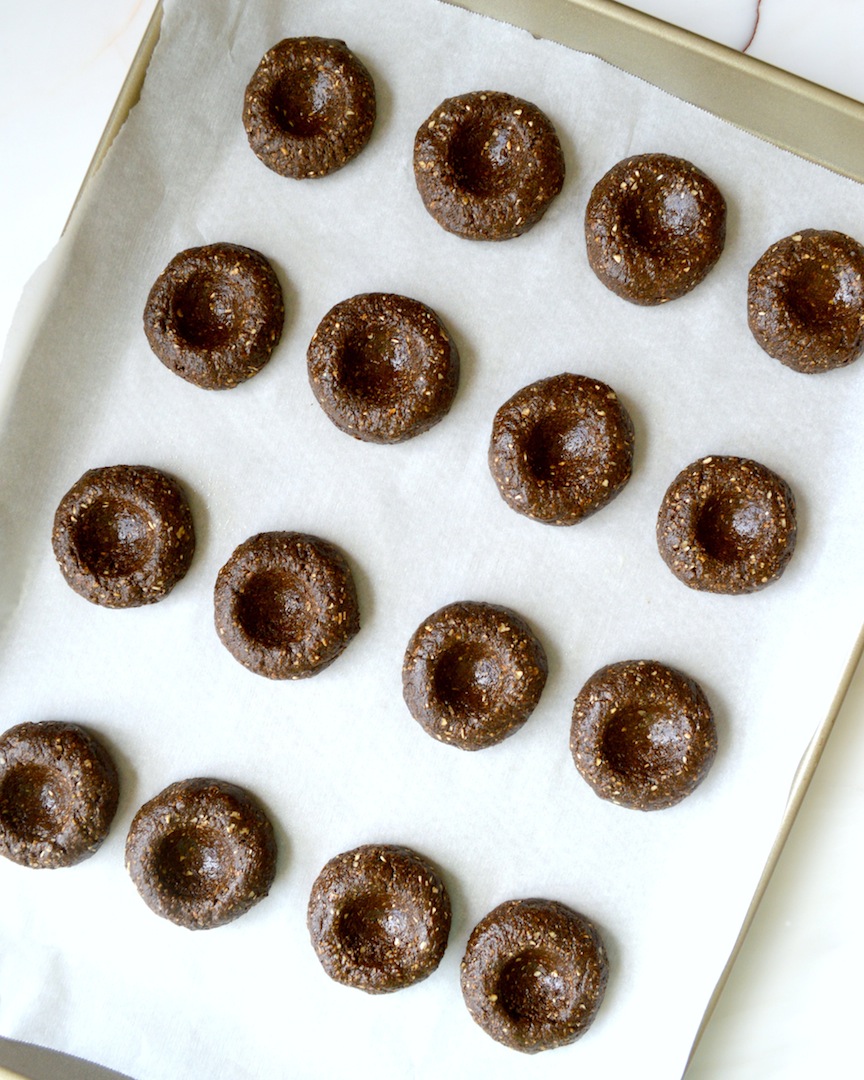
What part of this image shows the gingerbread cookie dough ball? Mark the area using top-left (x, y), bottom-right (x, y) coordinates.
top-left (307, 293), bottom-right (460, 443)
top-left (214, 531), bottom-right (360, 679)
top-left (585, 153), bottom-right (726, 305)
top-left (747, 229), bottom-right (864, 373)
top-left (461, 897), bottom-right (608, 1053)
top-left (144, 243), bottom-right (284, 390)
top-left (413, 91), bottom-right (565, 241)
top-left (571, 659), bottom-right (717, 811)
top-left (656, 455), bottom-right (797, 594)
top-left (307, 843), bottom-right (451, 993)
top-left (52, 464), bottom-right (195, 608)
top-left (402, 601), bottom-right (548, 750)
top-left (0, 721), bottom-right (119, 869)
top-left (125, 777), bottom-right (277, 930)
top-left (489, 373), bottom-right (634, 526)
top-left (243, 37), bottom-right (376, 179)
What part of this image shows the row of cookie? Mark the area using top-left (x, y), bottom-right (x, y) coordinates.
top-left (142, 259), bottom-right (803, 592)
top-left (0, 719), bottom-right (606, 1053)
top-left (142, 220), bottom-right (864, 405)
top-left (235, 36), bottom-right (864, 374)
top-left (50, 463), bottom-right (727, 808)
top-left (52, 430), bottom-right (798, 695)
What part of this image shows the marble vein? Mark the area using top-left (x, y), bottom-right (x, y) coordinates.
top-left (742, 0), bottom-right (763, 52)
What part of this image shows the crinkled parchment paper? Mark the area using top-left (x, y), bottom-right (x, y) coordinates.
top-left (2, 0), bottom-right (864, 1077)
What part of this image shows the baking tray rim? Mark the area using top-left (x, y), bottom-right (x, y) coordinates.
top-left (23, 0), bottom-right (864, 1076)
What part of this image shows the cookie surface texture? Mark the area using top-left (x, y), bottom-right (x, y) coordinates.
top-left (585, 153), bottom-right (726, 304)
top-left (214, 531), bottom-right (361, 679)
top-left (414, 90), bottom-right (565, 241)
top-left (307, 843), bottom-right (451, 993)
top-left (747, 229), bottom-right (864, 373)
top-left (307, 292), bottom-right (460, 443)
top-left (125, 777), bottom-right (277, 930)
top-left (0, 721), bottom-right (119, 869)
top-left (656, 455), bottom-right (797, 594)
top-left (461, 897), bottom-right (608, 1053)
top-left (243, 37), bottom-right (376, 179)
top-left (489, 373), bottom-right (634, 525)
top-left (143, 242), bottom-right (284, 389)
top-left (402, 600), bottom-right (548, 750)
top-left (52, 464), bottom-right (195, 608)
top-left (570, 659), bottom-right (718, 810)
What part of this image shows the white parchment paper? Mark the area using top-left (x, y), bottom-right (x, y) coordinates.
top-left (2, 1), bottom-right (864, 1077)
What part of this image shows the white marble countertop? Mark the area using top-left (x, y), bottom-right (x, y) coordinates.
top-left (621, 0), bottom-right (864, 103)
top-left (1, 2), bottom-right (863, 1078)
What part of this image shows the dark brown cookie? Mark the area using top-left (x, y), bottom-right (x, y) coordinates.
top-left (656, 455), bottom-right (797, 594)
top-left (52, 464), bottom-right (195, 608)
top-left (570, 659), bottom-right (717, 811)
top-left (461, 897), bottom-right (608, 1053)
top-left (125, 777), bottom-right (277, 930)
top-left (307, 292), bottom-right (460, 443)
top-left (585, 153), bottom-right (726, 305)
top-left (307, 843), bottom-right (451, 993)
top-left (0, 721), bottom-right (119, 868)
top-left (747, 229), bottom-right (864, 373)
top-left (143, 242), bottom-right (284, 390)
top-left (413, 91), bottom-right (565, 241)
top-left (214, 531), bottom-right (360, 679)
top-left (489, 373), bottom-right (634, 526)
top-left (402, 601), bottom-right (548, 751)
top-left (243, 37), bottom-right (376, 179)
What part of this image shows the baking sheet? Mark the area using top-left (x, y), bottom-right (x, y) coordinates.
top-left (2, 0), bottom-right (864, 1078)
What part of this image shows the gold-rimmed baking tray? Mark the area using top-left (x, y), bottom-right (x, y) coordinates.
top-left (75, 0), bottom-right (864, 217)
top-left (3, 2), bottom-right (864, 1078)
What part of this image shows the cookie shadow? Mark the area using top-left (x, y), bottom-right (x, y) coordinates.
top-left (257, 258), bottom-right (300, 386)
top-left (345, 546), bottom-right (376, 637)
top-left (65, 717), bottom-right (139, 863)
top-left (360, 53), bottom-right (394, 158)
top-left (444, 317), bottom-right (481, 416)
top-left (687, 665), bottom-right (732, 790)
top-left (255, 786), bottom-right (292, 889)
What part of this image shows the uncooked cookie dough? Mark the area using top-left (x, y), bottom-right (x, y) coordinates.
top-left (143, 242), bottom-right (284, 390)
top-left (461, 897), bottom-right (608, 1053)
top-left (570, 659), bottom-right (717, 811)
top-left (243, 37), bottom-right (376, 179)
top-left (488, 373), bottom-right (635, 526)
top-left (585, 153), bottom-right (726, 305)
top-left (402, 600), bottom-right (548, 750)
top-left (125, 777), bottom-right (277, 930)
top-left (656, 455), bottom-right (797, 594)
top-left (307, 292), bottom-right (460, 443)
top-left (747, 228), bottom-right (864, 373)
top-left (52, 464), bottom-right (195, 608)
top-left (307, 843), bottom-right (451, 993)
top-left (413, 90), bottom-right (565, 241)
top-left (214, 531), bottom-right (361, 679)
top-left (0, 720), bottom-right (119, 868)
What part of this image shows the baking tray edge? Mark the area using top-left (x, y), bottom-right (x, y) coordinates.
top-left (64, 0), bottom-right (164, 232)
top-left (70, 0), bottom-right (864, 213)
top-left (453, 0), bottom-right (864, 183)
